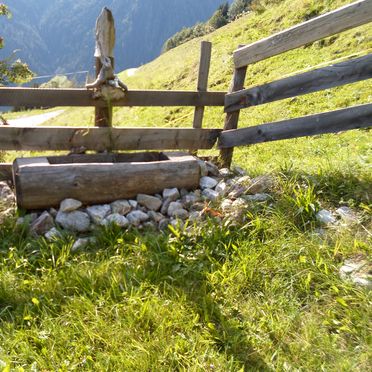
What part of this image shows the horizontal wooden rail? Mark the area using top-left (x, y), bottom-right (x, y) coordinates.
top-left (234, 0), bottom-right (372, 68)
top-left (0, 126), bottom-right (221, 151)
top-left (218, 104), bottom-right (372, 148)
top-left (225, 54), bottom-right (372, 112)
top-left (0, 163), bottom-right (12, 182)
top-left (0, 88), bottom-right (226, 107)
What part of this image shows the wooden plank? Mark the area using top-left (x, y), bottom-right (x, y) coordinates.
top-left (193, 41), bottom-right (212, 129)
top-left (0, 88), bottom-right (225, 107)
top-left (219, 66), bottom-right (247, 167)
top-left (218, 104), bottom-right (372, 148)
top-left (14, 152), bottom-right (200, 209)
top-left (225, 54), bottom-right (372, 112)
top-left (0, 126), bottom-right (221, 151)
top-left (0, 163), bottom-right (12, 182)
top-left (234, 0), bottom-right (372, 68)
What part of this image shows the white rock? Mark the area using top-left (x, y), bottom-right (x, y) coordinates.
top-left (221, 199), bottom-right (233, 213)
top-left (111, 200), bottom-right (131, 215)
top-left (352, 277), bottom-right (372, 289)
top-left (197, 160), bottom-right (208, 177)
top-left (127, 210), bottom-right (149, 226)
top-left (215, 181), bottom-right (228, 196)
top-left (102, 213), bottom-right (129, 228)
top-left (173, 209), bottom-right (189, 220)
top-left (129, 200), bottom-right (138, 209)
top-left (86, 205), bottom-right (111, 224)
top-left (163, 188), bottom-right (180, 201)
top-left (232, 198), bottom-right (249, 210)
top-left (59, 198), bottom-right (82, 212)
top-left (137, 194), bottom-right (162, 211)
top-left (30, 211), bottom-right (55, 235)
top-left (45, 227), bottom-right (62, 241)
top-left (200, 176), bottom-right (218, 190)
top-left (243, 193), bottom-right (271, 202)
top-left (219, 168), bottom-right (233, 178)
top-left (316, 209), bottom-right (336, 225)
top-left (71, 237), bottom-right (96, 252)
top-left (167, 202), bottom-right (184, 217)
top-left (56, 211), bottom-right (91, 233)
top-left (336, 206), bottom-right (358, 223)
top-left (202, 188), bottom-right (219, 201)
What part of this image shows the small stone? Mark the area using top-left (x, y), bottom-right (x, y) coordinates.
top-left (246, 175), bottom-right (274, 194)
top-left (60, 198), bottom-right (82, 212)
top-left (228, 186), bottom-right (247, 199)
top-left (197, 160), bottom-right (208, 177)
top-left (137, 194), bottom-right (162, 211)
top-left (232, 198), bottom-right (249, 210)
top-left (232, 166), bottom-right (247, 176)
top-left (183, 192), bottom-right (201, 207)
top-left (206, 161), bottom-right (220, 177)
top-left (352, 277), bottom-right (372, 289)
top-left (129, 200), bottom-right (138, 209)
top-left (167, 202), bottom-right (184, 217)
top-left (148, 211), bottom-right (165, 223)
top-left (200, 176), bottom-right (218, 190)
top-left (202, 189), bottom-right (219, 201)
top-left (215, 181), bottom-right (228, 196)
top-left (173, 209), bottom-right (189, 220)
top-left (111, 200), bottom-right (131, 215)
top-left (30, 211), bottom-right (55, 235)
top-left (86, 205), bottom-right (111, 224)
top-left (163, 188), bottom-right (180, 201)
top-left (189, 211), bottom-right (202, 222)
top-left (180, 188), bottom-right (189, 198)
top-left (336, 206), bottom-right (358, 223)
top-left (143, 221), bottom-right (157, 230)
top-left (219, 168), bottom-right (233, 178)
top-left (71, 237), bottom-right (96, 252)
top-left (161, 198), bottom-right (172, 215)
top-left (0, 182), bottom-right (13, 199)
top-left (243, 193), bottom-right (271, 202)
top-left (127, 210), bottom-right (149, 226)
top-left (170, 219), bottom-right (184, 229)
top-left (45, 227), bottom-right (62, 241)
top-left (102, 213), bottom-right (129, 228)
top-left (339, 264), bottom-right (356, 278)
top-left (221, 199), bottom-right (233, 213)
top-left (159, 218), bottom-right (170, 231)
top-left (316, 209), bottom-right (336, 225)
top-left (56, 211), bottom-right (91, 233)
top-left (49, 208), bottom-right (58, 218)
top-left (190, 202), bottom-right (205, 212)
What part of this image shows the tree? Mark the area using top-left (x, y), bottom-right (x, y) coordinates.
top-left (228, 0), bottom-right (252, 21)
top-left (0, 3), bottom-right (33, 85)
top-left (209, 2), bottom-right (230, 30)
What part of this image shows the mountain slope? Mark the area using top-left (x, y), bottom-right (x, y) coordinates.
top-left (1, 0), bottom-right (231, 75)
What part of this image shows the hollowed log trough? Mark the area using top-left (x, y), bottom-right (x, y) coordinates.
top-left (13, 152), bottom-right (200, 210)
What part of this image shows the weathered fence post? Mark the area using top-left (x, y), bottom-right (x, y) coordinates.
top-left (219, 64), bottom-right (247, 168)
top-left (192, 41), bottom-right (212, 155)
top-left (93, 8), bottom-right (115, 127)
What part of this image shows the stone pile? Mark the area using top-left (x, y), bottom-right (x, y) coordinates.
top-left (12, 161), bottom-right (274, 241)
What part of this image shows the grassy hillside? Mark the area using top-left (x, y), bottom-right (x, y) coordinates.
top-left (1, 0), bottom-right (371, 370)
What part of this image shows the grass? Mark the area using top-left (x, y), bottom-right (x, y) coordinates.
top-left (1, 0), bottom-right (371, 369)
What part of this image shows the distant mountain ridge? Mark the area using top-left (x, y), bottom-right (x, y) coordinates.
top-left (1, 0), bottom-right (232, 77)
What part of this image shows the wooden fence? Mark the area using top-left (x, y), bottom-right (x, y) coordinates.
top-left (0, 0), bottom-right (371, 182)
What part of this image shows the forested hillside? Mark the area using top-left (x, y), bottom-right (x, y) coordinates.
top-left (1, 0), bottom-right (231, 76)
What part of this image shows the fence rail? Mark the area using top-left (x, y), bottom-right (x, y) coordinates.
top-left (0, 88), bottom-right (225, 108)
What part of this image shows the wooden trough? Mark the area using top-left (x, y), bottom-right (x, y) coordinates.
top-left (13, 152), bottom-right (200, 210)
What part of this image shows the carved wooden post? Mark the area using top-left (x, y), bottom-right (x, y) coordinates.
top-left (192, 41), bottom-right (212, 155)
top-left (219, 65), bottom-right (247, 168)
top-left (94, 8), bottom-right (115, 127)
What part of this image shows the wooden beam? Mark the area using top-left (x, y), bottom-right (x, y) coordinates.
top-left (219, 66), bottom-right (247, 167)
top-left (234, 0), bottom-right (372, 68)
top-left (225, 54), bottom-right (372, 112)
top-left (193, 41), bottom-right (212, 129)
top-left (0, 163), bottom-right (12, 182)
top-left (0, 88), bottom-right (225, 107)
top-left (218, 104), bottom-right (372, 148)
top-left (0, 126), bottom-right (221, 151)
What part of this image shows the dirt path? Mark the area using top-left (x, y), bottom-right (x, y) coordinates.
top-left (8, 110), bottom-right (65, 126)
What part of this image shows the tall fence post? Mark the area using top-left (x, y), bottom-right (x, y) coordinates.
top-left (219, 65), bottom-right (247, 168)
top-left (93, 8), bottom-right (115, 127)
top-left (192, 41), bottom-right (212, 155)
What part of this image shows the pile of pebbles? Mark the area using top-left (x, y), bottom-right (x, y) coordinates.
top-left (12, 161), bottom-right (274, 242)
